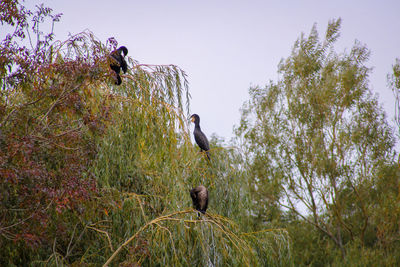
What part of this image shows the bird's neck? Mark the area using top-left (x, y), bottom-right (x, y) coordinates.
top-left (194, 123), bottom-right (201, 130)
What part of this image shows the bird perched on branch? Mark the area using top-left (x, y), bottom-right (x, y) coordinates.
top-left (190, 185), bottom-right (209, 217)
top-left (109, 46), bottom-right (128, 85)
top-left (190, 114), bottom-right (210, 160)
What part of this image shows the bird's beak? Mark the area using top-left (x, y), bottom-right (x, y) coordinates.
top-left (190, 116), bottom-right (195, 123)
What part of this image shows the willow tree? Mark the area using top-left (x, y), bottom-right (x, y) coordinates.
top-left (1, 2), bottom-right (291, 266)
top-left (236, 18), bottom-right (397, 256)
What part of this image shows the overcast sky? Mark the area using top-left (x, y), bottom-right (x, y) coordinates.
top-left (23, 0), bottom-right (400, 142)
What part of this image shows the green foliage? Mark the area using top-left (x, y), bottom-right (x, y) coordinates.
top-left (4, 2), bottom-right (397, 266)
top-left (0, 2), bottom-right (290, 266)
top-left (236, 18), bottom-right (399, 265)
top-left (388, 58), bottom-right (400, 134)
top-left (91, 107), bottom-right (291, 266)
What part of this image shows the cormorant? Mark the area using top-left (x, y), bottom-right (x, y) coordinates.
top-left (109, 46), bottom-right (128, 85)
top-left (190, 114), bottom-right (210, 160)
top-left (190, 185), bottom-right (209, 217)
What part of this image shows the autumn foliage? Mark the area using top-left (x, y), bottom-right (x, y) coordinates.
top-left (0, 1), bottom-right (111, 260)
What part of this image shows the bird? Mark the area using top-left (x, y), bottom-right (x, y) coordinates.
top-left (109, 46), bottom-right (128, 85)
top-left (190, 185), bottom-right (209, 217)
top-left (190, 114), bottom-right (210, 160)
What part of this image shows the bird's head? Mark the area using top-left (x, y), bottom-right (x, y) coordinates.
top-left (118, 46), bottom-right (128, 56)
top-left (190, 114), bottom-right (200, 124)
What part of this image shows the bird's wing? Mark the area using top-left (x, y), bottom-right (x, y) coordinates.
top-left (190, 189), bottom-right (197, 200)
top-left (120, 58), bottom-right (128, 73)
top-left (110, 52), bottom-right (120, 63)
top-left (194, 130), bottom-right (210, 151)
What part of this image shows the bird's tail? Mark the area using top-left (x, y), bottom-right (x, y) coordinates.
top-left (115, 74), bottom-right (122, 85)
top-left (205, 151), bottom-right (211, 161)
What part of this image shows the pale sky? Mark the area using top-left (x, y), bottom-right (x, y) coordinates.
top-left (21, 0), bottom-right (400, 142)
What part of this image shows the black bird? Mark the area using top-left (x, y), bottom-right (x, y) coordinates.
top-left (109, 46), bottom-right (128, 85)
top-left (190, 185), bottom-right (209, 217)
top-left (190, 114), bottom-right (210, 160)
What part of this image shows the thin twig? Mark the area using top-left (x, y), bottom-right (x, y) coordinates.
top-left (65, 223), bottom-right (78, 258)
top-left (154, 222), bottom-right (178, 261)
top-left (53, 237), bottom-right (59, 266)
top-left (103, 209), bottom-right (193, 266)
top-left (64, 222), bottom-right (88, 260)
top-left (0, 201), bottom-right (52, 233)
top-left (87, 226), bottom-right (114, 252)
top-left (0, 96), bottom-right (44, 128)
top-left (36, 83), bottom-right (81, 131)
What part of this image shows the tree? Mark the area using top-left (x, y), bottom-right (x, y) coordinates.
top-left (1, 2), bottom-right (291, 266)
top-left (235, 18), bottom-right (397, 257)
top-left (389, 58), bottom-right (400, 136)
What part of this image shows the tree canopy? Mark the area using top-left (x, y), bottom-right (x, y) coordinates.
top-left (0, 2), bottom-right (290, 266)
top-left (1, 2), bottom-right (399, 266)
top-left (236, 19), bottom-right (399, 265)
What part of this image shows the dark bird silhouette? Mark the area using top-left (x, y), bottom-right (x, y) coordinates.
top-left (190, 114), bottom-right (210, 160)
top-left (109, 46), bottom-right (128, 85)
top-left (190, 185), bottom-right (209, 217)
